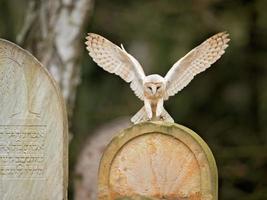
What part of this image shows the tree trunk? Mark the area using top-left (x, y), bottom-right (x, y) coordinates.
top-left (17, 0), bottom-right (94, 136)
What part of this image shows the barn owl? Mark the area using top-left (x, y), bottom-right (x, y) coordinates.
top-left (85, 32), bottom-right (230, 124)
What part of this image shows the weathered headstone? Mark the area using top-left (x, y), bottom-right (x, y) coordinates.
top-left (98, 122), bottom-right (217, 200)
top-left (0, 39), bottom-right (68, 200)
top-left (75, 117), bottom-right (130, 200)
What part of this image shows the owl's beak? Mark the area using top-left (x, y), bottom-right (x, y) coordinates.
top-left (152, 86), bottom-right (157, 94)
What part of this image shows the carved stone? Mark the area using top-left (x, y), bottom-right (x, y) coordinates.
top-left (0, 39), bottom-right (68, 200)
top-left (75, 117), bottom-right (130, 200)
top-left (98, 122), bottom-right (217, 200)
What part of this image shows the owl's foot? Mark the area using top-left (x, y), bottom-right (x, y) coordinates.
top-left (160, 109), bottom-right (174, 123)
top-left (159, 115), bottom-right (166, 121)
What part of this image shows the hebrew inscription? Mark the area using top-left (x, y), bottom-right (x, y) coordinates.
top-left (0, 125), bottom-right (46, 178)
top-left (0, 39), bottom-right (68, 200)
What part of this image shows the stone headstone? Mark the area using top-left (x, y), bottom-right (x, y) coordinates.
top-left (0, 39), bottom-right (68, 200)
top-left (75, 117), bottom-right (130, 200)
top-left (98, 122), bottom-right (217, 200)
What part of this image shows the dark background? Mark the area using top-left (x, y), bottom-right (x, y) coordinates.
top-left (1, 0), bottom-right (267, 199)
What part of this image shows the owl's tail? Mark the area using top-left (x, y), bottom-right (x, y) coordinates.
top-left (131, 106), bottom-right (147, 124)
top-left (161, 108), bottom-right (174, 123)
top-left (131, 106), bottom-right (174, 124)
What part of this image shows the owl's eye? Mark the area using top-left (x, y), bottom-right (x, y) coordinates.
top-left (148, 86), bottom-right (152, 91)
top-left (156, 86), bottom-right (161, 90)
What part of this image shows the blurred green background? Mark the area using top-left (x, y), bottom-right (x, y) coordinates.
top-left (1, 0), bottom-right (267, 199)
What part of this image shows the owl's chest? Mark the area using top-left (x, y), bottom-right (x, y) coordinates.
top-left (150, 100), bottom-right (158, 111)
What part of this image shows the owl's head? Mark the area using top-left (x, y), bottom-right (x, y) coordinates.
top-left (143, 74), bottom-right (166, 98)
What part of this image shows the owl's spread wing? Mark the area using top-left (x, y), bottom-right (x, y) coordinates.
top-left (164, 32), bottom-right (230, 100)
top-left (85, 33), bottom-right (146, 100)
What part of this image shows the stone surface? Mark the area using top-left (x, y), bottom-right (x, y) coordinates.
top-left (0, 39), bottom-right (68, 200)
top-left (75, 117), bottom-right (130, 200)
top-left (98, 122), bottom-right (217, 200)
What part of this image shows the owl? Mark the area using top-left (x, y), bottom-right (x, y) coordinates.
top-left (85, 32), bottom-right (230, 124)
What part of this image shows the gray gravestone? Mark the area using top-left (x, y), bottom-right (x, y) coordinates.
top-left (0, 39), bottom-right (68, 200)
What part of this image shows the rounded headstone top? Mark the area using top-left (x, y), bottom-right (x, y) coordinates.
top-left (0, 39), bottom-right (68, 200)
top-left (98, 122), bottom-right (217, 200)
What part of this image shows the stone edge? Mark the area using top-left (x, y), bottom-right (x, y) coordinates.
top-left (98, 121), bottom-right (218, 200)
top-left (0, 39), bottom-right (69, 200)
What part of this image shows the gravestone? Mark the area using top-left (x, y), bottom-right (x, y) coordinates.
top-left (98, 122), bottom-right (217, 200)
top-left (0, 39), bottom-right (68, 200)
top-left (75, 117), bottom-right (130, 200)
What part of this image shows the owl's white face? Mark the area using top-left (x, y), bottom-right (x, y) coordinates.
top-left (143, 75), bottom-right (166, 99)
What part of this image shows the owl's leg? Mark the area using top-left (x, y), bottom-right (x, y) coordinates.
top-left (156, 98), bottom-right (164, 117)
top-left (144, 99), bottom-right (152, 119)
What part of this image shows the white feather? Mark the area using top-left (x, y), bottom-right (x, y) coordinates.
top-left (164, 32), bottom-right (230, 100)
top-left (85, 32), bottom-right (230, 124)
top-left (85, 33), bottom-right (146, 100)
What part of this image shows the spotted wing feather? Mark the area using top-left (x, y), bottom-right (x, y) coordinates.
top-left (85, 33), bottom-right (146, 100)
top-left (164, 32), bottom-right (230, 99)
